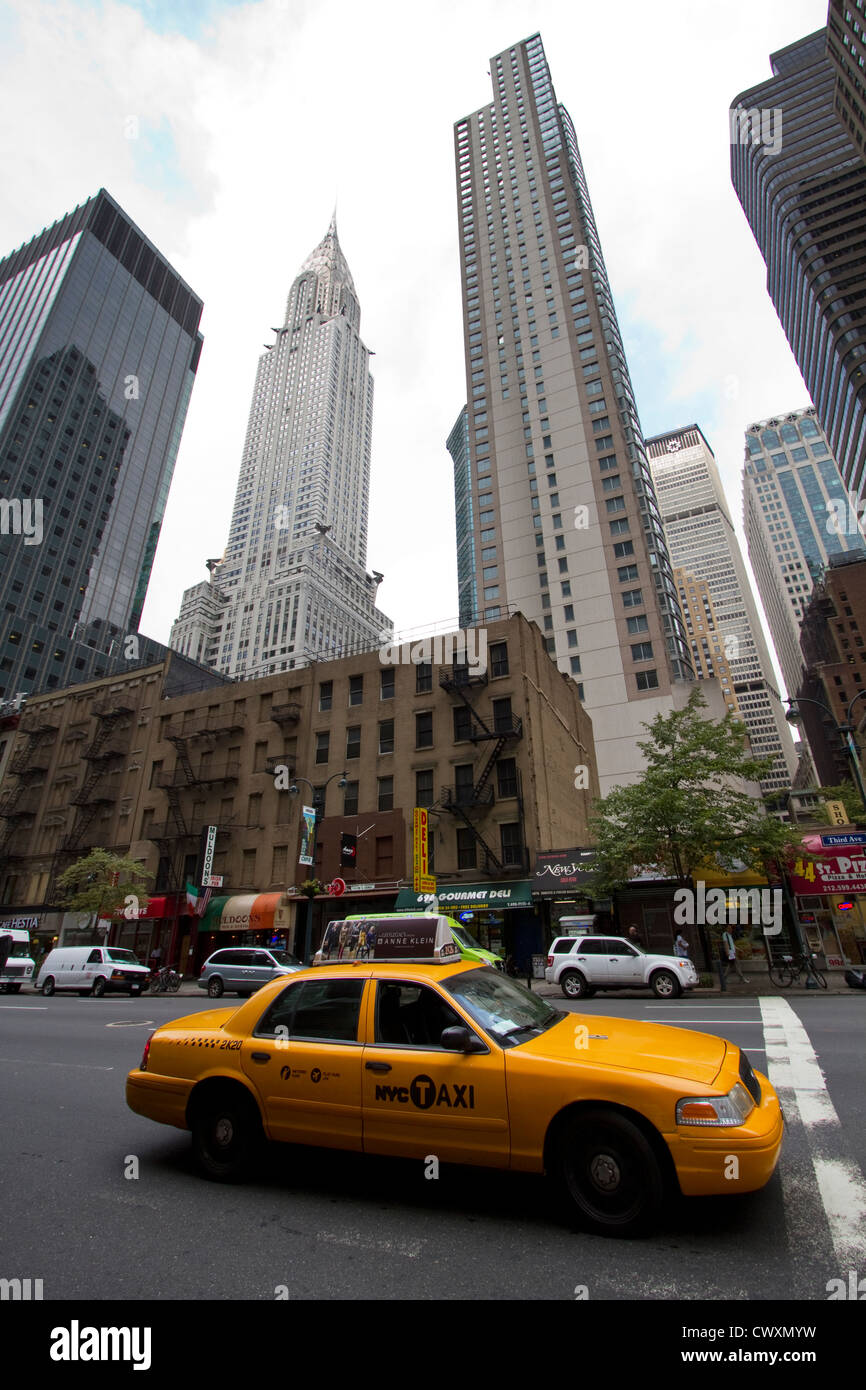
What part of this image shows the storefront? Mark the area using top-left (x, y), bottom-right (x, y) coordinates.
top-left (531, 849), bottom-right (602, 934)
top-left (107, 895), bottom-right (180, 967)
top-left (394, 880), bottom-right (540, 968)
top-left (196, 892), bottom-right (295, 969)
top-left (787, 838), bottom-right (866, 965)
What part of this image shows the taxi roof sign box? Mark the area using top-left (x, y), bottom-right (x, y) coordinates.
top-left (313, 915), bottom-right (461, 966)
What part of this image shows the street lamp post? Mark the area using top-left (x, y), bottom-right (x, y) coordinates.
top-left (785, 693), bottom-right (866, 813)
top-left (288, 771), bottom-right (347, 964)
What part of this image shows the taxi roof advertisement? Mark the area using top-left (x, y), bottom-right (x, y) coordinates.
top-left (315, 916), bottom-right (459, 963)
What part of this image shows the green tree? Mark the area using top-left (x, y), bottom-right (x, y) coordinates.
top-left (587, 689), bottom-right (801, 896)
top-left (55, 849), bottom-right (154, 928)
top-left (816, 781), bottom-right (863, 823)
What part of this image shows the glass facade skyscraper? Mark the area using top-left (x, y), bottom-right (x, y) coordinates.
top-left (731, 29), bottom-right (866, 500)
top-left (0, 189), bottom-right (203, 702)
top-left (743, 406), bottom-right (865, 700)
top-left (448, 33), bottom-right (694, 792)
top-left (171, 215), bottom-right (391, 676)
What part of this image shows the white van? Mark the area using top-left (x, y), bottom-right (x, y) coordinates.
top-left (37, 946), bottom-right (150, 997)
top-left (0, 926), bottom-right (36, 994)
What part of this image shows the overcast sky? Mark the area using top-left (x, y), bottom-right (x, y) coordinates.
top-left (0, 0), bottom-right (830, 698)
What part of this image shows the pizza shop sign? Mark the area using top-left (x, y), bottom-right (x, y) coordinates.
top-left (787, 852), bottom-right (866, 896)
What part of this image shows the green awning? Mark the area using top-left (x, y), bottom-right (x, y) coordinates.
top-left (394, 881), bottom-right (534, 912)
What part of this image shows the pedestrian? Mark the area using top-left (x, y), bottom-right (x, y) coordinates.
top-left (675, 932), bottom-right (690, 958)
top-left (628, 926), bottom-right (640, 946)
top-left (722, 928), bottom-right (747, 984)
top-left (717, 936), bottom-right (728, 992)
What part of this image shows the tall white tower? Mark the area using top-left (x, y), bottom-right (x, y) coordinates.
top-left (172, 215), bottom-right (391, 676)
top-left (647, 425), bottom-right (798, 794)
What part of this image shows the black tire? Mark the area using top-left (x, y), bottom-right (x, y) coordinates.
top-left (42, 977), bottom-right (55, 997)
top-left (651, 970), bottom-right (681, 1000)
top-left (168, 975), bottom-right (181, 993)
top-left (768, 962), bottom-right (789, 988)
top-left (5, 983), bottom-right (21, 994)
top-left (207, 976), bottom-right (224, 999)
top-left (560, 970), bottom-right (589, 1000)
top-left (91, 976), bottom-right (107, 998)
top-left (190, 1090), bottom-right (263, 1182)
top-left (554, 1108), bottom-right (665, 1236)
top-left (131, 986), bottom-right (143, 996)
top-left (810, 967), bottom-right (828, 990)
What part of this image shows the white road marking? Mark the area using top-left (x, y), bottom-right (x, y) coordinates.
top-left (316, 1228), bottom-right (424, 1259)
top-left (0, 1056), bottom-right (114, 1071)
top-left (759, 996), bottom-right (866, 1273)
top-left (105, 1020), bottom-right (155, 1028)
top-left (0, 1004), bottom-right (47, 1009)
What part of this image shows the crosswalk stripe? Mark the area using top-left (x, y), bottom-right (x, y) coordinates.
top-left (759, 996), bottom-right (866, 1274)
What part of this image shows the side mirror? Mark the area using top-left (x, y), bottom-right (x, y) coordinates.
top-left (440, 1025), bottom-right (485, 1053)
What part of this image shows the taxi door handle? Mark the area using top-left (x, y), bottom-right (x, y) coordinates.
top-left (250, 1051), bottom-right (271, 1063)
top-left (365, 1061), bottom-right (391, 1073)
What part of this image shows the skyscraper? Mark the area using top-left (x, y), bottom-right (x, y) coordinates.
top-left (827, 0), bottom-right (866, 160)
top-left (647, 426), bottom-right (797, 793)
top-left (672, 569), bottom-right (741, 719)
top-left (448, 34), bottom-right (694, 792)
top-left (743, 406), bottom-right (865, 700)
top-left (0, 189), bottom-right (204, 701)
top-left (730, 28), bottom-right (866, 499)
top-left (171, 215), bottom-right (390, 677)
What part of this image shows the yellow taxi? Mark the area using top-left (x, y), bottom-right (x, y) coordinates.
top-left (126, 915), bottom-right (783, 1236)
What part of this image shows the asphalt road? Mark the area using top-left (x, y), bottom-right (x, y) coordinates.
top-left (1, 991), bottom-right (864, 1301)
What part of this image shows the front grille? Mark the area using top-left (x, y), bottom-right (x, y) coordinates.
top-left (739, 1050), bottom-right (761, 1106)
top-left (2, 963), bottom-right (26, 977)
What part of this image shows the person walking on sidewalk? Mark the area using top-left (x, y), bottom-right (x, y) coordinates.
top-left (721, 928), bottom-right (747, 985)
top-left (675, 933), bottom-right (690, 959)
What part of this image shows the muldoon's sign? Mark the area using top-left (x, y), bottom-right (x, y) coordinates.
top-left (532, 848), bottom-right (596, 896)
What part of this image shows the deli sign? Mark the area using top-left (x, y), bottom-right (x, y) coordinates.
top-left (788, 851), bottom-right (866, 896)
top-left (532, 848), bottom-right (596, 896)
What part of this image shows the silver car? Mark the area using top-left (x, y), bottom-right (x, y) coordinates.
top-left (197, 947), bottom-right (303, 998)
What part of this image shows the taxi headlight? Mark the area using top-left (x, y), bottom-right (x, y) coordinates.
top-left (676, 1082), bottom-right (755, 1128)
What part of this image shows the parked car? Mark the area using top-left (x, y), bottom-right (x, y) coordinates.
top-left (37, 946), bottom-right (150, 997)
top-left (198, 947), bottom-right (303, 998)
top-left (545, 934), bottom-right (698, 999)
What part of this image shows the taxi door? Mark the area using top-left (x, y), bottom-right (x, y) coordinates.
top-left (240, 974), bottom-right (369, 1152)
top-left (361, 978), bottom-right (509, 1167)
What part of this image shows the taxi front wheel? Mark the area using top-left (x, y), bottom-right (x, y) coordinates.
top-left (191, 1090), bottom-right (263, 1182)
top-left (555, 1108), bottom-right (665, 1237)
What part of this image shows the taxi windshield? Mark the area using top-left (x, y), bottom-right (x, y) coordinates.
top-left (443, 967), bottom-right (563, 1048)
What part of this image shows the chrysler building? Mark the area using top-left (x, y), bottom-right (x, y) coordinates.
top-left (172, 215), bottom-right (391, 676)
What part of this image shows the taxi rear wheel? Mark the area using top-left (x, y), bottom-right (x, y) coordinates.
top-left (555, 1108), bottom-right (665, 1237)
top-left (191, 1090), bottom-right (263, 1182)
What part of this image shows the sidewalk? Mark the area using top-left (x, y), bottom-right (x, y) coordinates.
top-left (531, 972), bottom-right (856, 999)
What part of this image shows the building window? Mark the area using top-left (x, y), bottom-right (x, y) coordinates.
top-left (454, 706), bottom-right (473, 741)
top-left (415, 769), bottom-right (434, 808)
top-left (490, 641), bottom-right (509, 677)
top-left (415, 711), bottom-right (433, 749)
top-left (343, 780), bottom-right (359, 816)
top-left (380, 668), bottom-right (395, 700)
top-left (416, 662), bottom-right (433, 693)
top-left (631, 642), bottom-right (654, 661)
top-left (318, 681), bottom-right (332, 712)
top-left (457, 827), bottom-right (476, 870)
top-left (315, 731), bottom-right (329, 764)
top-left (500, 823), bottom-right (522, 866)
top-left (622, 589), bottom-right (643, 608)
top-left (492, 697), bottom-right (513, 734)
top-left (378, 719), bottom-right (395, 755)
top-left (636, 670), bottom-right (659, 691)
top-left (497, 757), bottom-right (518, 797)
top-left (377, 777), bottom-right (394, 812)
top-left (346, 726), bottom-right (361, 760)
top-left (348, 675), bottom-right (363, 706)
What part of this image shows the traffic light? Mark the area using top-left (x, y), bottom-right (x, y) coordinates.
top-left (340, 832), bottom-right (357, 867)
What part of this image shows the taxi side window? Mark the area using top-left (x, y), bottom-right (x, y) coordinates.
top-left (255, 979), bottom-right (365, 1042)
top-left (375, 981), bottom-right (465, 1048)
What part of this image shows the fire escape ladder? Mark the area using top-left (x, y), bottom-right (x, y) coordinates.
top-left (451, 802), bottom-right (503, 875)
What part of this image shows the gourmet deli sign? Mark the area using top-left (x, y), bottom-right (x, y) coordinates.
top-left (532, 849), bottom-right (596, 897)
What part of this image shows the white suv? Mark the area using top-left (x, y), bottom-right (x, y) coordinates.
top-left (545, 935), bottom-right (698, 1000)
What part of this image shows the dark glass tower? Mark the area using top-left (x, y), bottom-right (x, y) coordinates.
top-left (731, 30), bottom-right (866, 500)
top-left (0, 189), bottom-right (203, 701)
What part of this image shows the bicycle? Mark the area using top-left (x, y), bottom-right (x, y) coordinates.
top-left (148, 966), bottom-right (182, 994)
top-left (768, 952), bottom-right (828, 989)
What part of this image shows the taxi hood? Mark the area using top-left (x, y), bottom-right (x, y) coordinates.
top-left (517, 1013), bottom-right (728, 1086)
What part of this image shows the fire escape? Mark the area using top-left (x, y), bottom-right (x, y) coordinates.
top-left (58, 698), bottom-right (134, 856)
top-left (0, 714), bottom-right (58, 866)
top-left (437, 663), bottom-right (524, 876)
